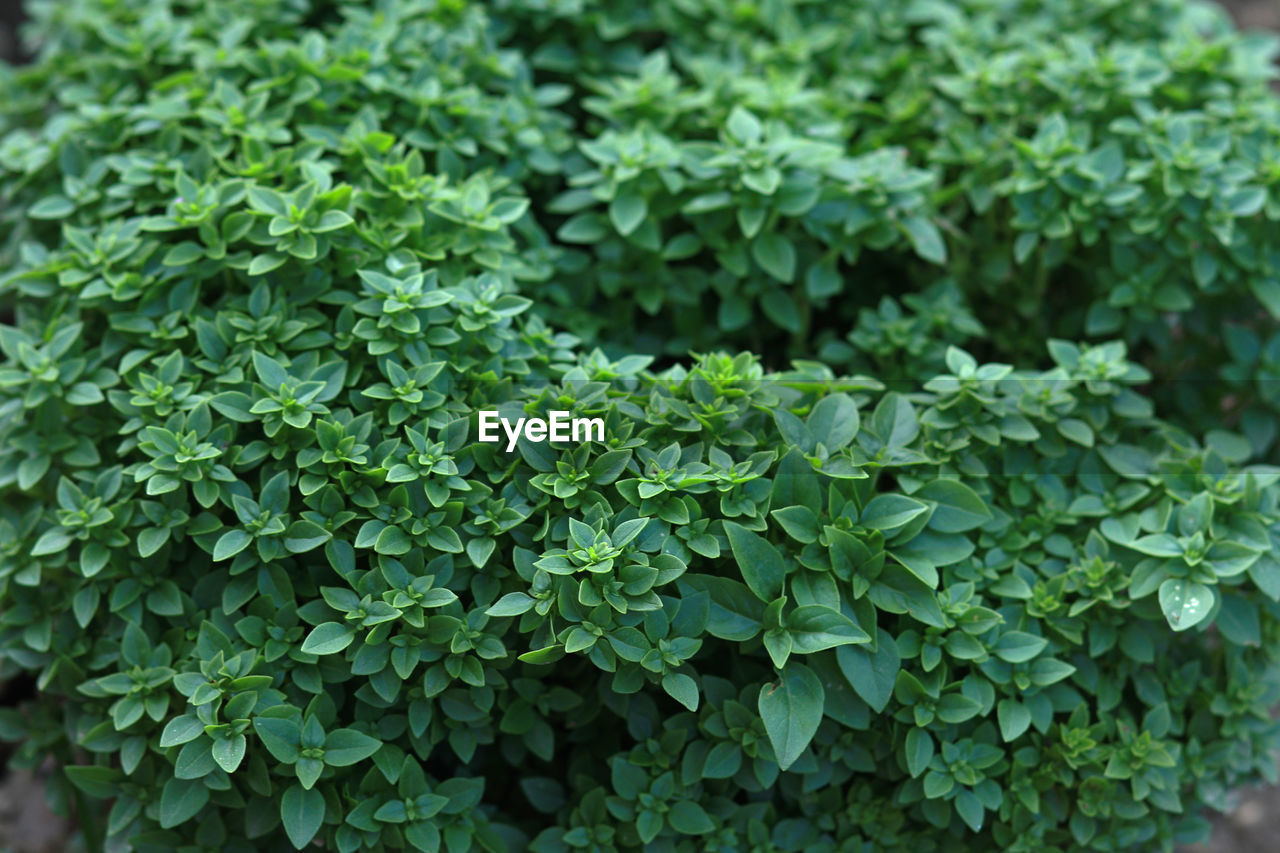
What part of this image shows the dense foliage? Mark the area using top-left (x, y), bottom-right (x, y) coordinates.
top-left (2, 0), bottom-right (1280, 851)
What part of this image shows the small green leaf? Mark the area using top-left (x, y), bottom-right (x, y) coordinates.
top-left (1250, 278), bottom-right (1280, 319)
top-left (281, 784), bottom-right (325, 850)
top-left (1127, 534), bottom-right (1182, 558)
top-left (668, 799), bottom-right (715, 834)
top-left (374, 525), bottom-right (412, 556)
top-left (211, 735), bottom-right (246, 773)
top-left (30, 195), bottom-right (76, 219)
top-left (923, 769), bottom-right (954, 799)
top-left (936, 693), bottom-right (982, 724)
top-left (807, 394), bottom-right (859, 451)
top-left (1057, 418), bottom-right (1093, 447)
top-left (992, 631), bottom-right (1048, 663)
top-left (860, 495), bottom-right (930, 532)
top-left (486, 592), bottom-right (535, 617)
top-left (159, 778), bottom-right (209, 829)
top-left (248, 253), bottom-right (287, 276)
top-left (997, 699), bottom-right (1031, 741)
top-left (726, 106), bottom-right (762, 144)
top-left (724, 522), bottom-right (786, 603)
top-left (836, 628), bottom-right (900, 713)
top-left (252, 717), bottom-right (301, 763)
top-left (212, 529), bottom-right (252, 561)
top-left (301, 622), bottom-right (355, 655)
top-left (661, 672), bottom-right (700, 711)
top-left (609, 194), bottom-right (648, 236)
top-left (65, 766), bottom-right (121, 798)
top-left (681, 575), bottom-right (763, 641)
top-left (159, 716), bottom-right (205, 748)
top-left (1216, 593), bottom-right (1261, 646)
top-left (902, 215), bottom-right (946, 263)
top-left (752, 233), bottom-right (797, 282)
top-left (915, 479), bottom-right (992, 533)
top-left (904, 727), bottom-right (933, 778)
top-left (787, 605), bottom-right (870, 653)
top-left (758, 663), bottom-right (824, 771)
top-left (955, 788), bottom-right (985, 832)
top-left (323, 728), bottom-right (382, 766)
top-left (137, 527), bottom-right (170, 558)
top-left (1158, 579), bottom-right (1214, 632)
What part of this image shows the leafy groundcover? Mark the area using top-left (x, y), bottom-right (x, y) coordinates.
top-left (3, 0), bottom-right (1280, 851)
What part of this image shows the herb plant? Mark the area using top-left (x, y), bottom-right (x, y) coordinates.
top-left (1, 1), bottom-right (1279, 852)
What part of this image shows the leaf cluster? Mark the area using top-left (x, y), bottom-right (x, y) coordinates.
top-left (2, 2), bottom-right (1280, 852)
